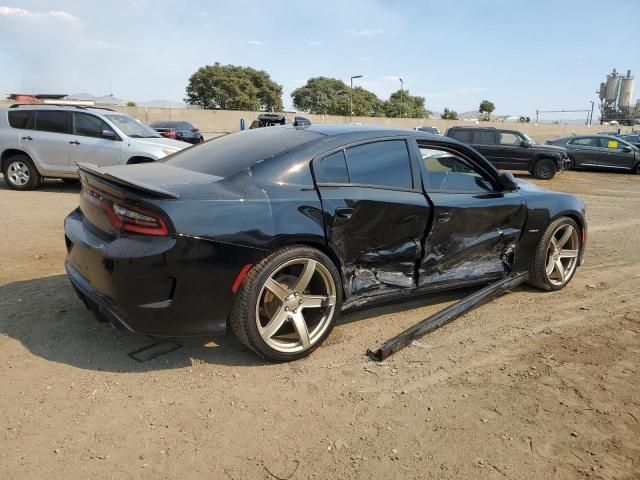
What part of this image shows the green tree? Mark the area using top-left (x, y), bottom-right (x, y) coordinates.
top-left (126, 101), bottom-right (137, 107)
top-left (291, 78), bottom-right (385, 116)
top-left (479, 99), bottom-right (495, 121)
top-left (351, 87), bottom-right (385, 117)
top-left (292, 77), bottom-right (348, 115)
top-left (184, 63), bottom-right (283, 111)
top-left (440, 108), bottom-right (459, 120)
top-left (384, 90), bottom-right (429, 118)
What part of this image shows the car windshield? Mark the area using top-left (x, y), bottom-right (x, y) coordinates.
top-left (104, 114), bottom-right (160, 138)
top-left (522, 133), bottom-right (536, 144)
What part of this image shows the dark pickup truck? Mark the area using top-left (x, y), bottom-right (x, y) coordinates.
top-left (446, 127), bottom-right (569, 179)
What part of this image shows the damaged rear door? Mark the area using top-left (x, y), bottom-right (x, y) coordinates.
top-left (415, 142), bottom-right (526, 286)
top-left (313, 138), bottom-right (430, 302)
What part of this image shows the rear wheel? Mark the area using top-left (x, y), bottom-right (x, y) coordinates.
top-left (230, 246), bottom-right (342, 361)
top-left (529, 217), bottom-right (580, 291)
top-left (532, 158), bottom-right (557, 180)
top-left (2, 154), bottom-right (41, 190)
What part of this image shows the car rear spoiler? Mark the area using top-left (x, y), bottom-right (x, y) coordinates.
top-left (76, 162), bottom-right (179, 199)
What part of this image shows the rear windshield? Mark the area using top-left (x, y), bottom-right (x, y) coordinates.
top-left (163, 126), bottom-right (322, 177)
top-left (150, 121), bottom-right (178, 128)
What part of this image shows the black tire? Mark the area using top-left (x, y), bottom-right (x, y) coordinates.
top-left (2, 154), bottom-right (41, 191)
top-left (62, 178), bottom-right (80, 184)
top-left (633, 163), bottom-right (640, 175)
top-left (528, 216), bottom-right (581, 292)
top-left (230, 245), bottom-right (343, 362)
top-left (532, 158), bottom-right (557, 180)
top-left (566, 156), bottom-right (576, 170)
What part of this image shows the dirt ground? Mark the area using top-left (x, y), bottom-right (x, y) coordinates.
top-left (1, 170), bottom-right (639, 480)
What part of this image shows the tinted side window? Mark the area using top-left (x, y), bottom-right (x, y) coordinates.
top-left (182, 122), bottom-right (193, 130)
top-left (35, 111), bottom-right (71, 134)
top-left (8, 110), bottom-right (36, 129)
top-left (571, 137), bottom-right (599, 147)
top-left (316, 150), bottom-right (349, 183)
top-left (420, 147), bottom-right (494, 193)
top-left (345, 140), bottom-right (413, 189)
top-left (74, 113), bottom-right (113, 138)
top-left (449, 129), bottom-right (472, 143)
top-left (472, 130), bottom-right (495, 144)
top-left (498, 132), bottom-right (521, 145)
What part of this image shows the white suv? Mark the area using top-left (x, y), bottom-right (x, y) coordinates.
top-left (0, 105), bottom-right (190, 190)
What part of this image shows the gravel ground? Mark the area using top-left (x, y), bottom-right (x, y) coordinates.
top-left (0, 170), bottom-right (639, 480)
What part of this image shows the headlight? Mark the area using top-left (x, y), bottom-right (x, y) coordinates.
top-left (162, 148), bottom-right (177, 157)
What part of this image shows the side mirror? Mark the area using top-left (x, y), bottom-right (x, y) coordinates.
top-left (498, 172), bottom-right (518, 191)
top-left (100, 129), bottom-right (117, 140)
top-left (521, 140), bottom-right (531, 148)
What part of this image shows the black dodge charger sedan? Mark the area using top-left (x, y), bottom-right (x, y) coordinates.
top-left (64, 124), bottom-right (587, 361)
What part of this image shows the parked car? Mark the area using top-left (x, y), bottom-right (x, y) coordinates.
top-left (64, 124), bottom-right (587, 361)
top-left (249, 114), bottom-right (311, 129)
top-left (618, 133), bottom-right (640, 148)
top-left (414, 126), bottom-right (441, 135)
top-left (445, 126), bottom-right (569, 179)
top-left (0, 104), bottom-right (190, 190)
top-left (546, 135), bottom-right (640, 174)
top-left (150, 120), bottom-right (204, 144)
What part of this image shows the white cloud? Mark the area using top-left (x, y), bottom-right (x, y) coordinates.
top-left (352, 29), bottom-right (384, 37)
top-left (0, 6), bottom-right (80, 23)
top-left (306, 40), bottom-right (321, 46)
top-left (356, 57), bottom-right (370, 62)
top-left (248, 40), bottom-right (263, 45)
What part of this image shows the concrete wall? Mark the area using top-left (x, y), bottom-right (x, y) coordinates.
top-left (94, 107), bottom-right (640, 143)
top-left (1, 100), bottom-right (635, 142)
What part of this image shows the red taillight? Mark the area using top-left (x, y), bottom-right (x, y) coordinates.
top-left (162, 131), bottom-right (176, 138)
top-left (81, 189), bottom-right (170, 236)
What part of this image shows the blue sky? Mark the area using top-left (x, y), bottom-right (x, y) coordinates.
top-left (1, 0), bottom-right (639, 120)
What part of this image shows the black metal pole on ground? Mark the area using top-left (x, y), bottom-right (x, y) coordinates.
top-left (366, 272), bottom-right (529, 362)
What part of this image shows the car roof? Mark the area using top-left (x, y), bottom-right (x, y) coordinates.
top-left (301, 123), bottom-right (449, 141)
top-left (3, 104), bottom-right (120, 115)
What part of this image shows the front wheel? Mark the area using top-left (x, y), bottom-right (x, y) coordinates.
top-left (532, 158), bottom-right (557, 180)
top-left (529, 217), bottom-right (581, 291)
top-left (230, 246), bottom-right (342, 361)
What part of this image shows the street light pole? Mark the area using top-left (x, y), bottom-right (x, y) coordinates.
top-left (350, 75), bottom-right (363, 124)
top-left (399, 78), bottom-right (404, 118)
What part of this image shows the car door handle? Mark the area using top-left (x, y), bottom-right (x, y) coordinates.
top-left (21, 136), bottom-right (33, 141)
top-left (335, 208), bottom-right (353, 219)
top-left (437, 212), bottom-right (451, 223)
top-left (69, 140), bottom-right (81, 145)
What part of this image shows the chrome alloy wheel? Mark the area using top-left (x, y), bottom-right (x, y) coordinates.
top-left (255, 258), bottom-right (337, 353)
top-left (7, 161), bottom-right (30, 186)
top-left (545, 224), bottom-right (579, 287)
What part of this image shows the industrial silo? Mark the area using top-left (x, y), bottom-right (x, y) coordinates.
top-left (618, 70), bottom-right (634, 109)
top-left (605, 69), bottom-right (620, 103)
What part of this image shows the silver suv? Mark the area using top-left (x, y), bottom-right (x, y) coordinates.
top-left (0, 104), bottom-right (190, 190)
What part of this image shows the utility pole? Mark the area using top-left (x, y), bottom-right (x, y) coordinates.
top-left (399, 78), bottom-right (404, 118)
top-left (350, 75), bottom-right (363, 124)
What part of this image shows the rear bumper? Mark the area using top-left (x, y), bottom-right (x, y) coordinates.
top-left (64, 207), bottom-right (267, 336)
